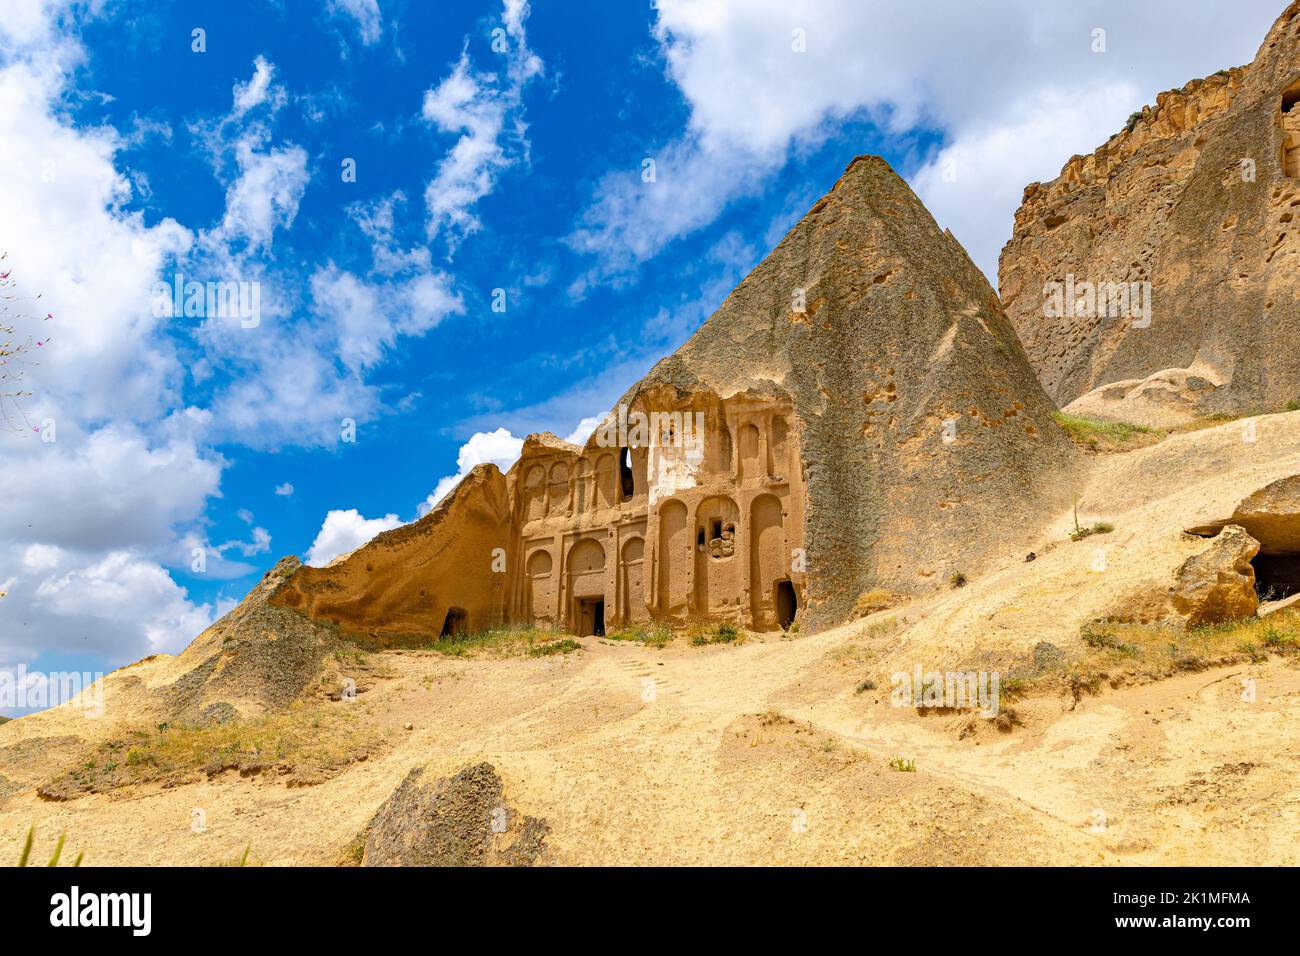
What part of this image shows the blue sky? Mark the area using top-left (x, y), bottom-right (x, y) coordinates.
top-left (0, 0), bottom-right (1285, 712)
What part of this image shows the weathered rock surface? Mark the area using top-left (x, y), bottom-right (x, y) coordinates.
top-left (1000, 3), bottom-right (1300, 422)
top-left (1169, 525), bottom-right (1260, 626)
top-left (162, 556), bottom-right (340, 721)
top-left (362, 763), bottom-right (550, 867)
top-left (628, 155), bottom-right (1075, 624)
top-left (1187, 473), bottom-right (1300, 551)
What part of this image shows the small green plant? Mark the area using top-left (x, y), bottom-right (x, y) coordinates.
top-left (1124, 110), bottom-right (1143, 133)
top-left (1069, 495), bottom-right (1114, 540)
top-left (1286, 399), bottom-right (1300, 412)
top-left (17, 827), bottom-right (83, 867)
top-left (690, 622), bottom-right (742, 646)
top-left (887, 756), bottom-right (917, 772)
top-left (949, 571), bottom-right (968, 589)
top-left (218, 844), bottom-right (256, 867)
top-left (1080, 624), bottom-right (1138, 656)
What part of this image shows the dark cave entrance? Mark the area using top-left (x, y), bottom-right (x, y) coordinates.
top-left (618, 447), bottom-right (635, 500)
top-left (440, 606), bottom-right (468, 638)
top-left (775, 580), bottom-right (798, 630)
top-left (1253, 552), bottom-right (1300, 601)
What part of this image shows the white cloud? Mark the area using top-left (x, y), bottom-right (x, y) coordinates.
top-left (565, 415), bottom-right (603, 446)
top-left (572, 0), bottom-right (1282, 283)
top-left (197, 57), bottom-right (308, 254)
top-left (0, 547), bottom-right (217, 665)
top-left (232, 55), bottom-right (277, 117)
top-left (310, 262), bottom-right (462, 373)
top-left (421, 0), bottom-right (543, 249)
top-left (275, 482), bottom-right (294, 496)
top-left (305, 508), bottom-right (402, 566)
top-left (328, 0), bottom-right (382, 46)
top-left (420, 426), bottom-right (524, 512)
top-left (216, 138), bottom-right (309, 252)
top-left (0, 425), bottom-right (221, 551)
top-left (912, 84), bottom-right (1140, 278)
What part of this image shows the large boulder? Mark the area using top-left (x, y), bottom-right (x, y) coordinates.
top-left (1169, 525), bottom-right (1260, 626)
top-left (362, 763), bottom-right (550, 867)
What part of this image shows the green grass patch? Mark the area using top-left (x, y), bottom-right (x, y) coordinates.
top-left (605, 622), bottom-right (675, 647)
top-left (1052, 410), bottom-right (1154, 451)
top-left (425, 625), bottom-right (570, 658)
top-left (527, 639), bottom-right (582, 657)
top-left (1070, 521), bottom-right (1114, 542)
top-left (1009, 610), bottom-right (1300, 702)
top-left (690, 622), bottom-right (741, 646)
top-left (38, 704), bottom-right (385, 800)
top-left (887, 756), bottom-right (917, 772)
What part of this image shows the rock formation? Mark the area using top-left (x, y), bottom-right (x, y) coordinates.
top-left (268, 155), bottom-right (1074, 637)
top-left (361, 762), bottom-right (550, 867)
top-left (1000, 2), bottom-right (1300, 425)
top-left (1169, 525), bottom-right (1260, 626)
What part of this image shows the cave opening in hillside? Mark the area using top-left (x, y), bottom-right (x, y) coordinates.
top-left (775, 580), bottom-right (798, 630)
top-left (440, 606), bottom-right (468, 638)
top-left (1283, 80), bottom-right (1300, 114)
top-left (619, 447), bottom-right (634, 500)
top-left (1252, 552), bottom-right (1300, 601)
top-left (1281, 80), bottom-right (1300, 177)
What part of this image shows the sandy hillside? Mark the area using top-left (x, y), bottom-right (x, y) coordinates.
top-left (2, 413), bottom-right (1300, 866)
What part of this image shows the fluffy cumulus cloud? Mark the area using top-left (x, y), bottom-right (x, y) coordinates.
top-left (304, 509), bottom-right (402, 566)
top-left (572, 0), bottom-right (1282, 282)
top-left (421, 427), bottom-right (525, 513)
top-left (421, 0), bottom-right (543, 249)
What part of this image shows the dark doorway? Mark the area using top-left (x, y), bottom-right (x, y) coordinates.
top-left (1253, 552), bottom-right (1300, 601)
top-left (618, 448), bottom-right (635, 500)
top-left (440, 606), bottom-right (468, 638)
top-left (576, 597), bottom-right (605, 637)
top-left (774, 580), bottom-right (797, 630)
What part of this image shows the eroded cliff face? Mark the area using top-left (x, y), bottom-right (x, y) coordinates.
top-left (634, 155), bottom-right (1075, 625)
top-left (1000, 2), bottom-right (1300, 424)
top-left (270, 466), bottom-right (514, 645)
